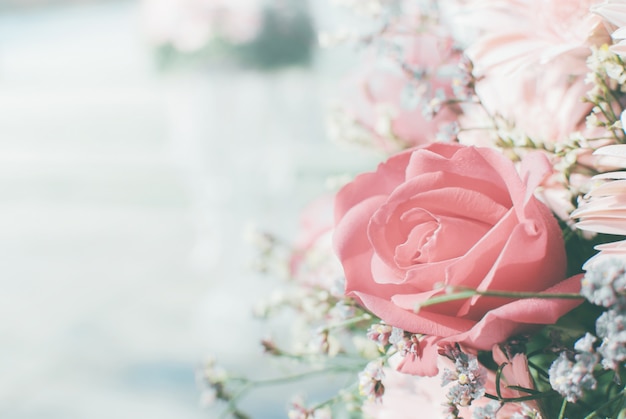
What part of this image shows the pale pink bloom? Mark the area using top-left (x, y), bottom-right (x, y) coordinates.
top-left (583, 240), bottom-right (626, 268)
top-left (333, 143), bottom-right (582, 376)
top-left (593, 1), bottom-right (626, 56)
top-left (535, 143), bottom-right (614, 225)
top-left (572, 144), bottom-right (626, 264)
top-left (337, 6), bottom-right (461, 152)
top-left (454, 0), bottom-right (610, 143)
top-left (340, 53), bottom-right (458, 152)
top-left (573, 144), bottom-right (626, 235)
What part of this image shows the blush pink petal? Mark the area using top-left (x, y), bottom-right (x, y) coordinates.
top-left (450, 274), bottom-right (583, 350)
top-left (443, 210), bottom-right (517, 291)
top-left (370, 252), bottom-right (405, 285)
top-left (519, 151), bottom-right (555, 200)
top-left (418, 214), bottom-right (491, 262)
top-left (376, 181), bottom-right (509, 226)
top-left (401, 257), bottom-right (461, 290)
top-left (355, 290), bottom-right (476, 336)
top-left (394, 335), bottom-right (442, 377)
top-left (335, 195), bottom-right (388, 262)
top-left (405, 146), bottom-right (510, 202)
top-left (334, 151), bottom-right (412, 222)
top-left (584, 240), bottom-right (626, 268)
top-left (611, 40), bottom-right (626, 55)
top-left (476, 205), bottom-right (565, 296)
top-left (454, 0), bottom-right (605, 143)
top-left (593, 1), bottom-right (626, 28)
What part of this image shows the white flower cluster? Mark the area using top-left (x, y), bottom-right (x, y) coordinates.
top-left (549, 258), bottom-right (626, 402)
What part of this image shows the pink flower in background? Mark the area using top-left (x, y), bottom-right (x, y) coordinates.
top-left (593, 0), bottom-right (626, 56)
top-left (454, 0), bottom-right (609, 142)
top-left (335, 9), bottom-right (461, 152)
top-left (333, 143), bottom-right (581, 376)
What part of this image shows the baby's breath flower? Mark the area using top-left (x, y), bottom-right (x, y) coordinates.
top-left (422, 89), bottom-right (446, 119)
top-left (436, 121), bottom-right (460, 142)
top-left (511, 403), bottom-right (544, 419)
top-left (472, 400), bottom-right (502, 419)
top-left (326, 106), bottom-right (379, 150)
top-left (549, 353), bottom-right (582, 402)
top-left (586, 112), bottom-right (600, 129)
top-left (441, 346), bottom-right (487, 407)
top-left (443, 402), bottom-right (461, 419)
top-left (366, 322), bottom-right (394, 352)
top-left (388, 326), bottom-right (404, 348)
top-left (582, 258), bottom-right (626, 308)
top-left (311, 329), bottom-right (342, 356)
top-left (288, 396), bottom-right (333, 419)
top-left (401, 80), bottom-right (426, 110)
top-left (549, 333), bottom-right (599, 402)
top-left (287, 401), bottom-right (311, 419)
top-left (596, 309), bottom-right (626, 371)
top-left (197, 357), bottom-right (232, 407)
top-left (329, 299), bottom-right (355, 321)
top-left (606, 61), bottom-right (626, 84)
top-left (358, 359), bottom-right (385, 402)
top-left (392, 332), bottom-right (428, 361)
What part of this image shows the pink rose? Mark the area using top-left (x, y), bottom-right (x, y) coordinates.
top-left (333, 143), bottom-right (582, 376)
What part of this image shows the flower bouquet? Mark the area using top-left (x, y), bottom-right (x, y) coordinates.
top-left (200, 1), bottom-right (626, 418)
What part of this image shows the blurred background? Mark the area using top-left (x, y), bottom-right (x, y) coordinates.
top-left (0, 0), bottom-right (380, 417)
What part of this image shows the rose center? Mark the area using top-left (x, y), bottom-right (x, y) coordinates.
top-left (392, 207), bottom-right (491, 267)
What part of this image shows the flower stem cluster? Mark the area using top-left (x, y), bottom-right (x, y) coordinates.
top-left (585, 44), bottom-right (626, 143)
top-left (440, 344), bottom-right (487, 408)
top-left (547, 258), bottom-right (626, 413)
top-left (357, 359), bottom-right (386, 403)
top-left (548, 333), bottom-right (599, 402)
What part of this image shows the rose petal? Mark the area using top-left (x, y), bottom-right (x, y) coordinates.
top-left (451, 274), bottom-right (583, 350)
top-left (394, 335), bottom-right (442, 377)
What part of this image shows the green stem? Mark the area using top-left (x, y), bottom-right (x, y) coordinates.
top-left (484, 390), bottom-right (557, 403)
top-left (495, 362), bottom-right (507, 400)
top-left (584, 390), bottom-right (626, 419)
top-left (220, 383), bottom-right (253, 419)
top-left (416, 287), bottom-right (583, 310)
top-left (317, 313), bottom-right (372, 333)
top-left (527, 360), bottom-right (550, 380)
top-left (558, 398), bottom-right (568, 419)
top-left (506, 385), bottom-right (541, 395)
top-left (219, 365), bottom-right (364, 419)
top-left (310, 382), bottom-right (359, 411)
top-left (252, 365), bottom-right (363, 387)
